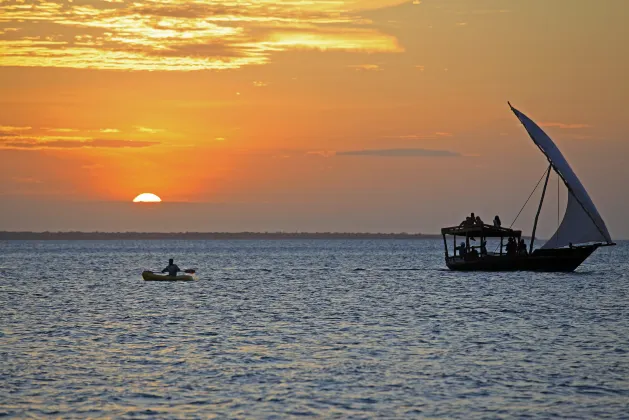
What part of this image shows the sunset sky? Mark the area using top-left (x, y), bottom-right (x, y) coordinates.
top-left (1, 0), bottom-right (628, 237)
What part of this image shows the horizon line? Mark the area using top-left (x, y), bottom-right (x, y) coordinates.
top-left (0, 231), bottom-right (438, 240)
top-left (0, 231), bottom-right (570, 241)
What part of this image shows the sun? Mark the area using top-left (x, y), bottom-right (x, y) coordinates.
top-left (133, 193), bottom-right (162, 203)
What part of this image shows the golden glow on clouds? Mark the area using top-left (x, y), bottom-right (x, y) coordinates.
top-left (539, 122), bottom-right (592, 129)
top-left (347, 64), bottom-right (382, 71)
top-left (135, 126), bottom-right (164, 134)
top-left (0, 125), bottom-right (32, 132)
top-left (0, 125), bottom-right (162, 150)
top-left (0, 0), bottom-right (404, 71)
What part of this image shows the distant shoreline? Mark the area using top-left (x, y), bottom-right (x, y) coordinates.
top-left (0, 232), bottom-right (441, 240)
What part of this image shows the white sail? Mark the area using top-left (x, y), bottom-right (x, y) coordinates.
top-left (509, 104), bottom-right (613, 248)
top-left (542, 191), bottom-right (609, 249)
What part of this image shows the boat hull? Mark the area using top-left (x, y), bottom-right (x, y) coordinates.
top-left (142, 271), bottom-right (195, 281)
top-left (445, 245), bottom-right (599, 272)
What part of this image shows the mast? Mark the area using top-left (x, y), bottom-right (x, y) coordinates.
top-left (530, 164), bottom-right (552, 254)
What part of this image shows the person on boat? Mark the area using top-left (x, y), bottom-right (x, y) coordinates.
top-left (480, 240), bottom-right (487, 255)
top-left (457, 242), bottom-right (467, 258)
top-left (518, 239), bottom-right (528, 255)
top-left (162, 259), bottom-right (182, 277)
top-left (469, 247), bottom-right (479, 259)
top-left (493, 215), bottom-right (501, 227)
top-left (460, 212), bottom-right (475, 227)
top-left (505, 237), bottom-right (516, 256)
top-left (475, 215), bottom-right (484, 226)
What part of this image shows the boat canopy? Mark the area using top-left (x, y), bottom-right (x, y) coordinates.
top-left (509, 104), bottom-right (613, 249)
top-left (441, 224), bottom-right (522, 238)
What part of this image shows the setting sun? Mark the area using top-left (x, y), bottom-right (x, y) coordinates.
top-left (133, 193), bottom-right (162, 203)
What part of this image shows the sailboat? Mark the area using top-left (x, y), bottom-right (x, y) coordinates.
top-left (440, 103), bottom-right (615, 271)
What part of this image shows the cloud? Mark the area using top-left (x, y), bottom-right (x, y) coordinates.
top-left (262, 29), bottom-right (402, 53)
top-left (347, 64), bottom-right (382, 71)
top-left (0, 125), bottom-right (32, 131)
top-left (90, 139), bottom-right (160, 148)
top-left (0, 0), bottom-right (403, 71)
top-left (11, 176), bottom-right (42, 184)
top-left (0, 125), bottom-right (32, 135)
top-left (307, 150), bottom-right (336, 158)
top-left (46, 128), bottom-right (80, 133)
top-left (0, 138), bottom-right (160, 150)
top-left (565, 135), bottom-right (593, 140)
top-left (0, 135), bottom-right (91, 141)
top-left (539, 122), bottom-right (592, 129)
top-left (2, 126), bottom-right (122, 135)
top-left (471, 9), bottom-right (511, 15)
top-left (337, 148), bottom-right (460, 157)
top-left (135, 126), bottom-right (165, 134)
top-left (385, 132), bottom-right (453, 140)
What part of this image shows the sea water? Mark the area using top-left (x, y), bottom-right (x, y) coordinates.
top-left (1, 239), bottom-right (628, 418)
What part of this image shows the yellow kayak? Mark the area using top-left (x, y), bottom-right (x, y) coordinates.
top-left (142, 271), bottom-right (196, 281)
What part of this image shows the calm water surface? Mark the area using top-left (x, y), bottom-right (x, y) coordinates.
top-left (1, 239), bottom-right (628, 418)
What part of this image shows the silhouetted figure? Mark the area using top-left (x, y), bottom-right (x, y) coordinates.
top-left (460, 212), bottom-right (476, 227)
top-left (457, 242), bottom-right (467, 258)
top-left (475, 216), bottom-right (484, 226)
top-left (469, 247), bottom-right (479, 259)
top-left (506, 237), bottom-right (516, 256)
top-left (493, 215), bottom-right (501, 227)
top-left (162, 258), bottom-right (181, 277)
top-left (480, 240), bottom-right (487, 255)
top-left (518, 239), bottom-right (528, 255)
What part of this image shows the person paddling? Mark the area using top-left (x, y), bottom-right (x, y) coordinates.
top-left (162, 258), bottom-right (182, 277)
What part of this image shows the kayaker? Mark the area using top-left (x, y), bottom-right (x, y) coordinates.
top-left (161, 259), bottom-right (181, 277)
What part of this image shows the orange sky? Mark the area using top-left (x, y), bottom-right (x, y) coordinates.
top-left (1, 0), bottom-right (628, 236)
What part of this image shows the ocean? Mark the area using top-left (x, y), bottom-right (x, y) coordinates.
top-left (1, 239), bottom-right (628, 418)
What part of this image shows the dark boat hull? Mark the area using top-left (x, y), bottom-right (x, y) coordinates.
top-left (445, 245), bottom-right (599, 272)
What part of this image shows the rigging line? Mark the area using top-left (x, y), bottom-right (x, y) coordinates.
top-left (492, 167), bottom-right (550, 254)
top-left (508, 167), bottom-right (551, 229)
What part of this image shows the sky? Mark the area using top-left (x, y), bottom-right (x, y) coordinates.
top-left (1, 0), bottom-right (628, 237)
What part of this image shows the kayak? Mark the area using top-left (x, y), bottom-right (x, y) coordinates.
top-left (142, 271), bottom-right (195, 282)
